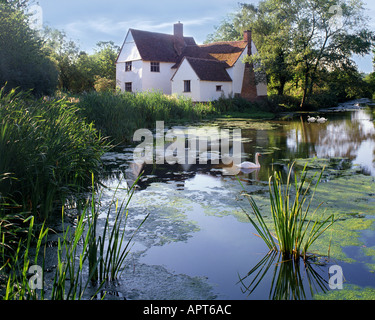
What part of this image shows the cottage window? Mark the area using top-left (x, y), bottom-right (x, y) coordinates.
top-left (125, 82), bottom-right (132, 92)
top-left (125, 61), bottom-right (132, 72)
top-left (184, 80), bottom-right (191, 92)
top-left (150, 62), bottom-right (160, 72)
top-left (216, 85), bottom-right (222, 92)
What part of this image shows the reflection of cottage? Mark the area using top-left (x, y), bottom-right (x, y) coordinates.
top-left (116, 22), bottom-right (267, 102)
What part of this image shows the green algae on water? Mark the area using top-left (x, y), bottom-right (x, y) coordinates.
top-left (315, 284), bottom-right (375, 300)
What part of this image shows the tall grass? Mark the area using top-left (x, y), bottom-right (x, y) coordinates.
top-left (241, 163), bottom-right (335, 260)
top-left (87, 175), bottom-right (149, 284)
top-left (0, 87), bottom-right (109, 219)
top-left (78, 91), bottom-right (275, 144)
top-left (0, 175), bottom-right (146, 300)
top-left (78, 91), bottom-right (216, 144)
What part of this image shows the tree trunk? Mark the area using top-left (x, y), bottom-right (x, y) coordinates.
top-left (300, 72), bottom-right (309, 109)
top-left (277, 74), bottom-right (287, 96)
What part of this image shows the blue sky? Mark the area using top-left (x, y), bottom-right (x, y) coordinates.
top-left (36, 0), bottom-right (374, 73)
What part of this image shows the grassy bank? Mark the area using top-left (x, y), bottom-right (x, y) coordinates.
top-left (78, 91), bottom-right (276, 144)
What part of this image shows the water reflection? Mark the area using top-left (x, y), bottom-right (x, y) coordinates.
top-left (101, 106), bottom-right (375, 190)
top-left (97, 104), bottom-right (375, 300)
top-left (238, 251), bottom-right (330, 300)
top-left (286, 109), bottom-right (375, 175)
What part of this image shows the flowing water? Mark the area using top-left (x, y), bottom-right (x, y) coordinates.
top-left (97, 99), bottom-right (375, 300)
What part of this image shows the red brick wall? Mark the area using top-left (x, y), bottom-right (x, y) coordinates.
top-left (241, 62), bottom-right (258, 101)
top-left (241, 30), bottom-right (259, 101)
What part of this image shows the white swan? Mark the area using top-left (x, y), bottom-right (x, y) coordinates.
top-left (316, 116), bottom-right (328, 123)
top-left (237, 153), bottom-right (261, 169)
top-left (307, 115), bottom-right (316, 123)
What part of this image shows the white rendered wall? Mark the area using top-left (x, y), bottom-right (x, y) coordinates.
top-left (199, 81), bottom-right (232, 101)
top-left (116, 60), bottom-right (143, 92)
top-left (227, 48), bottom-right (247, 95)
top-left (117, 31), bottom-right (141, 63)
top-left (171, 59), bottom-right (201, 101)
top-left (141, 61), bottom-right (174, 95)
top-left (116, 31), bottom-right (143, 92)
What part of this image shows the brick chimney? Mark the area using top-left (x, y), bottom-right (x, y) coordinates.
top-left (243, 30), bottom-right (252, 55)
top-left (241, 30), bottom-right (258, 101)
top-left (174, 22), bottom-right (185, 55)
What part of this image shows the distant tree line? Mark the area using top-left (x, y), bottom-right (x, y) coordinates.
top-left (0, 0), bottom-right (119, 96)
top-left (207, 0), bottom-right (375, 108)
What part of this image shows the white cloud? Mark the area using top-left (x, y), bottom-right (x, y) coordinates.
top-left (65, 16), bottom-right (215, 37)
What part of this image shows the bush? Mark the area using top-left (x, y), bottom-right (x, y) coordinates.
top-left (94, 76), bottom-right (116, 92)
top-left (307, 90), bottom-right (338, 109)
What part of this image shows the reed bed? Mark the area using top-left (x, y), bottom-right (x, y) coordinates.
top-left (77, 91), bottom-right (215, 144)
top-left (77, 91), bottom-right (274, 144)
top-left (0, 87), bottom-right (109, 220)
top-left (241, 163), bottom-right (335, 260)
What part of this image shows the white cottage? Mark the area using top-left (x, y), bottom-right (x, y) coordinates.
top-left (116, 22), bottom-right (267, 102)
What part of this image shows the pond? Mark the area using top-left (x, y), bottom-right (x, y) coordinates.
top-left (98, 99), bottom-right (375, 300)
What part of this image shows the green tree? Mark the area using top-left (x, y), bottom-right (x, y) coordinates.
top-left (0, 0), bottom-right (32, 9)
top-left (90, 41), bottom-right (119, 92)
top-left (208, 0), bottom-right (375, 108)
top-left (0, 3), bottom-right (58, 95)
top-left (92, 41), bottom-right (119, 80)
top-left (42, 27), bottom-right (83, 92)
top-left (43, 29), bottom-right (119, 93)
top-left (207, 2), bottom-right (294, 96)
top-left (281, 0), bottom-right (374, 107)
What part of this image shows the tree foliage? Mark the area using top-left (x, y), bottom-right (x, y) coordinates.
top-left (42, 27), bottom-right (119, 93)
top-left (208, 0), bottom-right (375, 108)
top-left (0, 3), bottom-right (58, 96)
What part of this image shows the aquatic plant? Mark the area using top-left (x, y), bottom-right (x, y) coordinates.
top-left (241, 163), bottom-right (335, 260)
top-left (87, 174), bottom-right (149, 284)
top-left (1, 216), bottom-right (48, 300)
top-left (238, 251), bottom-right (329, 300)
top-left (0, 175), bottom-right (147, 300)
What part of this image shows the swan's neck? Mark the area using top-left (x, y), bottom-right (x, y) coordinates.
top-left (255, 154), bottom-right (259, 165)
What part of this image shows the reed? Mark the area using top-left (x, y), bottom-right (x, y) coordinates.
top-left (77, 91), bottom-right (217, 144)
top-left (87, 174), bottom-right (149, 284)
top-left (2, 216), bottom-right (48, 300)
top-left (241, 163), bottom-right (335, 260)
top-left (238, 251), bottom-right (329, 299)
top-left (0, 87), bottom-right (109, 219)
top-left (50, 208), bottom-right (100, 300)
top-left (1, 174), bottom-right (147, 300)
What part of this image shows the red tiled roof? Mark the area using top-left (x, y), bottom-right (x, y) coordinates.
top-left (199, 41), bottom-right (247, 67)
top-left (172, 41), bottom-right (247, 69)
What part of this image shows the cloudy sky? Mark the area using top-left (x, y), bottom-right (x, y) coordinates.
top-left (35, 0), bottom-right (375, 73)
